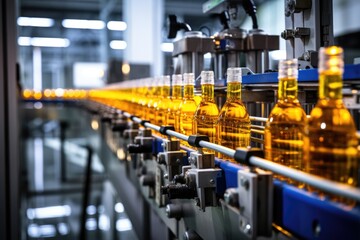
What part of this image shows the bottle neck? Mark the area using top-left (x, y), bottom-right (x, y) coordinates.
top-left (161, 86), bottom-right (170, 98)
top-left (226, 82), bottom-right (241, 100)
top-left (278, 77), bottom-right (298, 101)
top-left (184, 85), bottom-right (194, 99)
top-left (319, 71), bottom-right (343, 100)
top-left (201, 84), bottom-right (214, 101)
top-left (172, 85), bottom-right (182, 99)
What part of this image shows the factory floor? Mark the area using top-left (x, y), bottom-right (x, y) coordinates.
top-left (20, 104), bottom-right (138, 240)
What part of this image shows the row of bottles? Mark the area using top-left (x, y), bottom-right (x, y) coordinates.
top-left (22, 46), bottom-right (358, 206)
top-left (265, 46), bottom-right (358, 206)
top-left (22, 88), bottom-right (87, 100)
top-left (86, 69), bottom-right (251, 153)
top-left (194, 70), bottom-right (251, 157)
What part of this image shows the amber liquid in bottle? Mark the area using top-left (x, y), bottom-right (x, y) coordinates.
top-left (193, 71), bottom-right (219, 153)
top-left (217, 68), bottom-right (251, 161)
top-left (305, 46), bottom-right (358, 206)
top-left (180, 73), bottom-right (198, 146)
top-left (168, 74), bottom-right (183, 132)
top-left (139, 79), bottom-right (151, 120)
top-left (148, 78), bottom-right (161, 123)
top-left (264, 59), bottom-right (307, 187)
top-left (155, 75), bottom-right (171, 127)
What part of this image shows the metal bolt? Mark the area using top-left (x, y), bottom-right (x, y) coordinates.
top-left (194, 197), bottom-right (200, 206)
top-left (312, 220), bottom-right (321, 237)
top-left (244, 224), bottom-right (252, 235)
top-left (240, 177), bottom-right (249, 190)
top-left (209, 179), bottom-right (215, 184)
top-left (165, 204), bottom-right (171, 216)
top-left (224, 188), bottom-right (239, 207)
top-left (188, 156), bottom-right (196, 165)
top-left (281, 29), bottom-right (294, 40)
top-left (176, 158), bottom-right (181, 164)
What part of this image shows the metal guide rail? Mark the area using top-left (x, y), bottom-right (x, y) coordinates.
top-left (83, 100), bottom-right (360, 240)
top-left (119, 107), bottom-right (360, 202)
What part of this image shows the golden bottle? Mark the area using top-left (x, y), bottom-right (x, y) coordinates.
top-left (148, 77), bottom-right (161, 123)
top-left (168, 74), bottom-right (183, 132)
top-left (155, 75), bottom-right (171, 127)
top-left (264, 59), bottom-right (307, 186)
top-left (217, 68), bottom-right (251, 161)
top-left (305, 46), bottom-right (358, 205)
top-left (140, 78), bottom-right (152, 120)
top-left (180, 73), bottom-right (198, 145)
top-left (193, 71), bottom-right (219, 153)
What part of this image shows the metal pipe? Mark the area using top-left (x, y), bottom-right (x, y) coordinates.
top-left (250, 137), bottom-right (263, 144)
top-left (250, 116), bottom-right (267, 122)
top-left (117, 109), bottom-right (360, 202)
top-left (132, 116), bottom-right (142, 124)
top-left (166, 130), bottom-right (189, 141)
top-left (198, 141), bottom-right (236, 158)
top-left (144, 122), bottom-right (161, 132)
top-left (250, 156), bottom-right (360, 202)
top-left (250, 129), bottom-right (264, 134)
top-left (251, 124), bottom-right (265, 130)
top-left (123, 112), bottom-right (132, 118)
top-left (196, 139), bottom-right (360, 201)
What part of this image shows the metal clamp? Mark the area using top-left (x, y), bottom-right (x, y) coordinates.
top-left (233, 147), bottom-right (264, 166)
top-left (281, 27), bottom-right (310, 40)
top-left (127, 128), bottom-right (154, 161)
top-left (188, 151), bottom-right (214, 169)
top-left (238, 168), bottom-right (273, 239)
top-left (188, 135), bottom-right (210, 148)
top-left (186, 168), bottom-right (222, 210)
top-left (159, 125), bottom-right (175, 135)
top-left (156, 138), bottom-right (186, 206)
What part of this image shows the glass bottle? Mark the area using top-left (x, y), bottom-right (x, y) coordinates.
top-left (264, 59), bottom-right (307, 186)
top-left (168, 74), bottom-right (183, 132)
top-left (217, 68), bottom-right (251, 161)
top-left (147, 77), bottom-right (161, 123)
top-left (138, 78), bottom-right (151, 120)
top-left (156, 75), bottom-right (171, 127)
top-left (305, 46), bottom-right (358, 205)
top-left (193, 71), bottom-right (219, 153)
top-left (179, 73), bottom-right (198, 144)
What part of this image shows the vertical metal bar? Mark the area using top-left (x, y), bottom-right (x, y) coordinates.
top-left (60, 121), bottom-right (67, 182)
top-left (80, 146), bottom-right (93, 240)
top-left (0, 0), bottom-right (19, 239)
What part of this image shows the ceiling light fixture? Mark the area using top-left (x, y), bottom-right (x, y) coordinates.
top-left (62, 19), bottom-right (105, 30)
top-left (17, 17), bottom-right (54, 27)
top-left (107, 21), bottom-right (127, 31)
top-left (110, 40), bottom-right (127, 50)
top-left (18, 37), bottom-right (70, 48)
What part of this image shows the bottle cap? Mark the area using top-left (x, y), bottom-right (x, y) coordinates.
top-left (226, 67), bottom-right (242, 83)
top-left (162, 75), bottom-right (171, 86)
top-left (278, 59), bottom-right (298, 79)
top-left (152, 77), bottom-right (161, 87)
top-left (183, 73), bottom-right (195, 85)
top-left (201, 71), bottom-right (214, 85)
top-left (172, 74), bottom-right (182, 86)
top-left (318, 46), bottom-right (344, 74)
